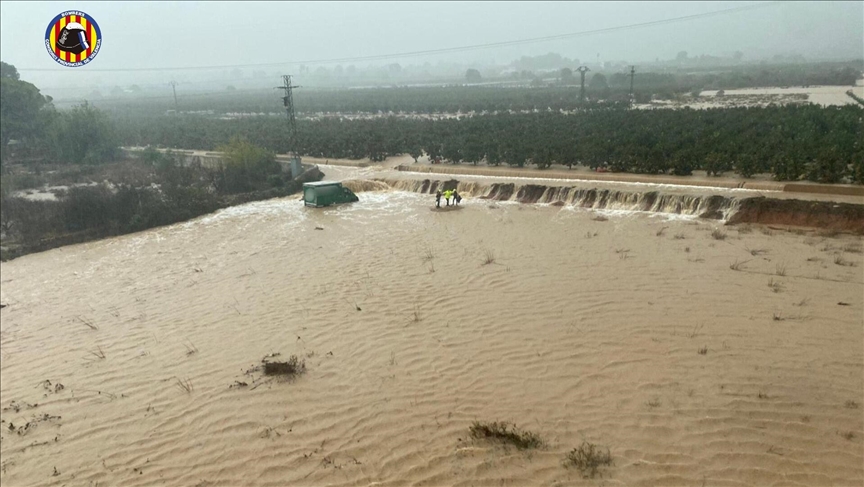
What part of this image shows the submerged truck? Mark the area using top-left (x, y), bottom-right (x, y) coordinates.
top-left (303, 181), bottom-right (359, 207)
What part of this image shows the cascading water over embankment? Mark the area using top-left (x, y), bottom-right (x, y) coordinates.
top-left (340, 178), bottom-right (864, 232)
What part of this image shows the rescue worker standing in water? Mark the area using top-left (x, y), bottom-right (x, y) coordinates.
top-left (435, 190), bottom-right (442, 208)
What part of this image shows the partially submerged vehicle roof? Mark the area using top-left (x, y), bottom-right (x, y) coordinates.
top-left (303, 181), bottom-right (344, 187)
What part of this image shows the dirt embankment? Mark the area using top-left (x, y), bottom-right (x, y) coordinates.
top-left (728, 197), bottom-right (864, 234)
top-left (365, 178), bottom-right (864, 233)
top-left (396, 164), bottom-right (864, 197)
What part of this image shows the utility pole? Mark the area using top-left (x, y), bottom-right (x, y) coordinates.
top-left (628, 66), bottom-right (636, 109)
top-left (576, 66), bottom-right (590, 104)
top-left (169, 81), bottom-right (178, 111)
top-left (275, 74), bottom-right (301, 154)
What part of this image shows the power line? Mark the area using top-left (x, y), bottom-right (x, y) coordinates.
top-left (19, 2), bottom-right (783, 73)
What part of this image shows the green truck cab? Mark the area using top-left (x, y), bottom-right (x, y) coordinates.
top-left (303, 181), bottom-right (359, 208)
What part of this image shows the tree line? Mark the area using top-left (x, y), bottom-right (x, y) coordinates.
top-left (115, 104), bottom-right (864, 184)
top-left (69, 60), bottom-right (862, 117)
top-left (1, 62), bottom-right (119, 166)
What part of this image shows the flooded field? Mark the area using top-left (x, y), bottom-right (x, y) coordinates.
top-left (1, 177), bottom-right (862, 486)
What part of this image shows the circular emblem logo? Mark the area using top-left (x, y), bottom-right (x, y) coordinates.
top-left (44, 11), bottom-right (102, 67)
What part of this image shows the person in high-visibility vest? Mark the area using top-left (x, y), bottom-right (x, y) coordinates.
top-left (444, 189), bottom-right (452, 206)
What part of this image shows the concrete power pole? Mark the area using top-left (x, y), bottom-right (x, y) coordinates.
top-left (275, 75), bottom-right (301, 154)
top-left (628, 66), bottom-right (636, 109)
top-left (276, 75), bottom-right (303, 177)
top-left (576, 66), bottom-right (590, 104)
top-left (169, 81), bottom-right (178, 111)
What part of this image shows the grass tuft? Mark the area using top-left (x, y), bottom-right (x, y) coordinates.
top-left (686, 324), bottom-right (704, 339)
top-left (730, 259), bottom-right (750, 271)
top-left (655, 226), bottom-right (669, 237)
top-left (89, 345), bottom-right (106, 360)
top-left (468, 421), bottom-right (544, 450)
top-left (565, 442), bottom-right (613, 479)
top-left (698, 346), bottom-right (708, 355)
top-left (175, 377), bottom-right (193, 393)
top-left (767, 278), bottom-right (783, 293)
top-left (481, 248), bottom-right (497, 266)
top-left (775, 263), bottom-right (787, 276)
top-left (711, 229), bottom-right (727, 240)
top-left (421, 244), bottom-right (435, 263)
top-left (77, 316), bottom-right (98, 331)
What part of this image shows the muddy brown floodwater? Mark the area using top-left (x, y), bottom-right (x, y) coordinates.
top-left (1, 176), bottom-right (862, 486)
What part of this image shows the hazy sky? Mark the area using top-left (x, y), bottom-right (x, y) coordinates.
top-left (1, 1), bottom-right (861, 92)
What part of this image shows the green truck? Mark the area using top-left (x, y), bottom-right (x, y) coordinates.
top-left (303, 181), bottom-right (359, 208)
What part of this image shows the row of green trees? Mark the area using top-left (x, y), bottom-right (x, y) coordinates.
top-left (77, 60), bottom-right (862, 117)
top-left (115, 104), bottom-right (864, 184)
top-left (92, 85), bottom-right (640, 118)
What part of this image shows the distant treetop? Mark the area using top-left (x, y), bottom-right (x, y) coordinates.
top-left (1, 61), bottom-right (20, 80)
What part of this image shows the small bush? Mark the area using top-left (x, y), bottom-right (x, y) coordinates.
top-left (565, 442), bottom-right (612, 478)
top-left (469, 421), bottom-right (544, 450)
top-left (711, 229), bottom-right (727, 240)
top-left (267, 174), bottom-right (285, 188)
top-left (263, 355), bottom-right (306, 377)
